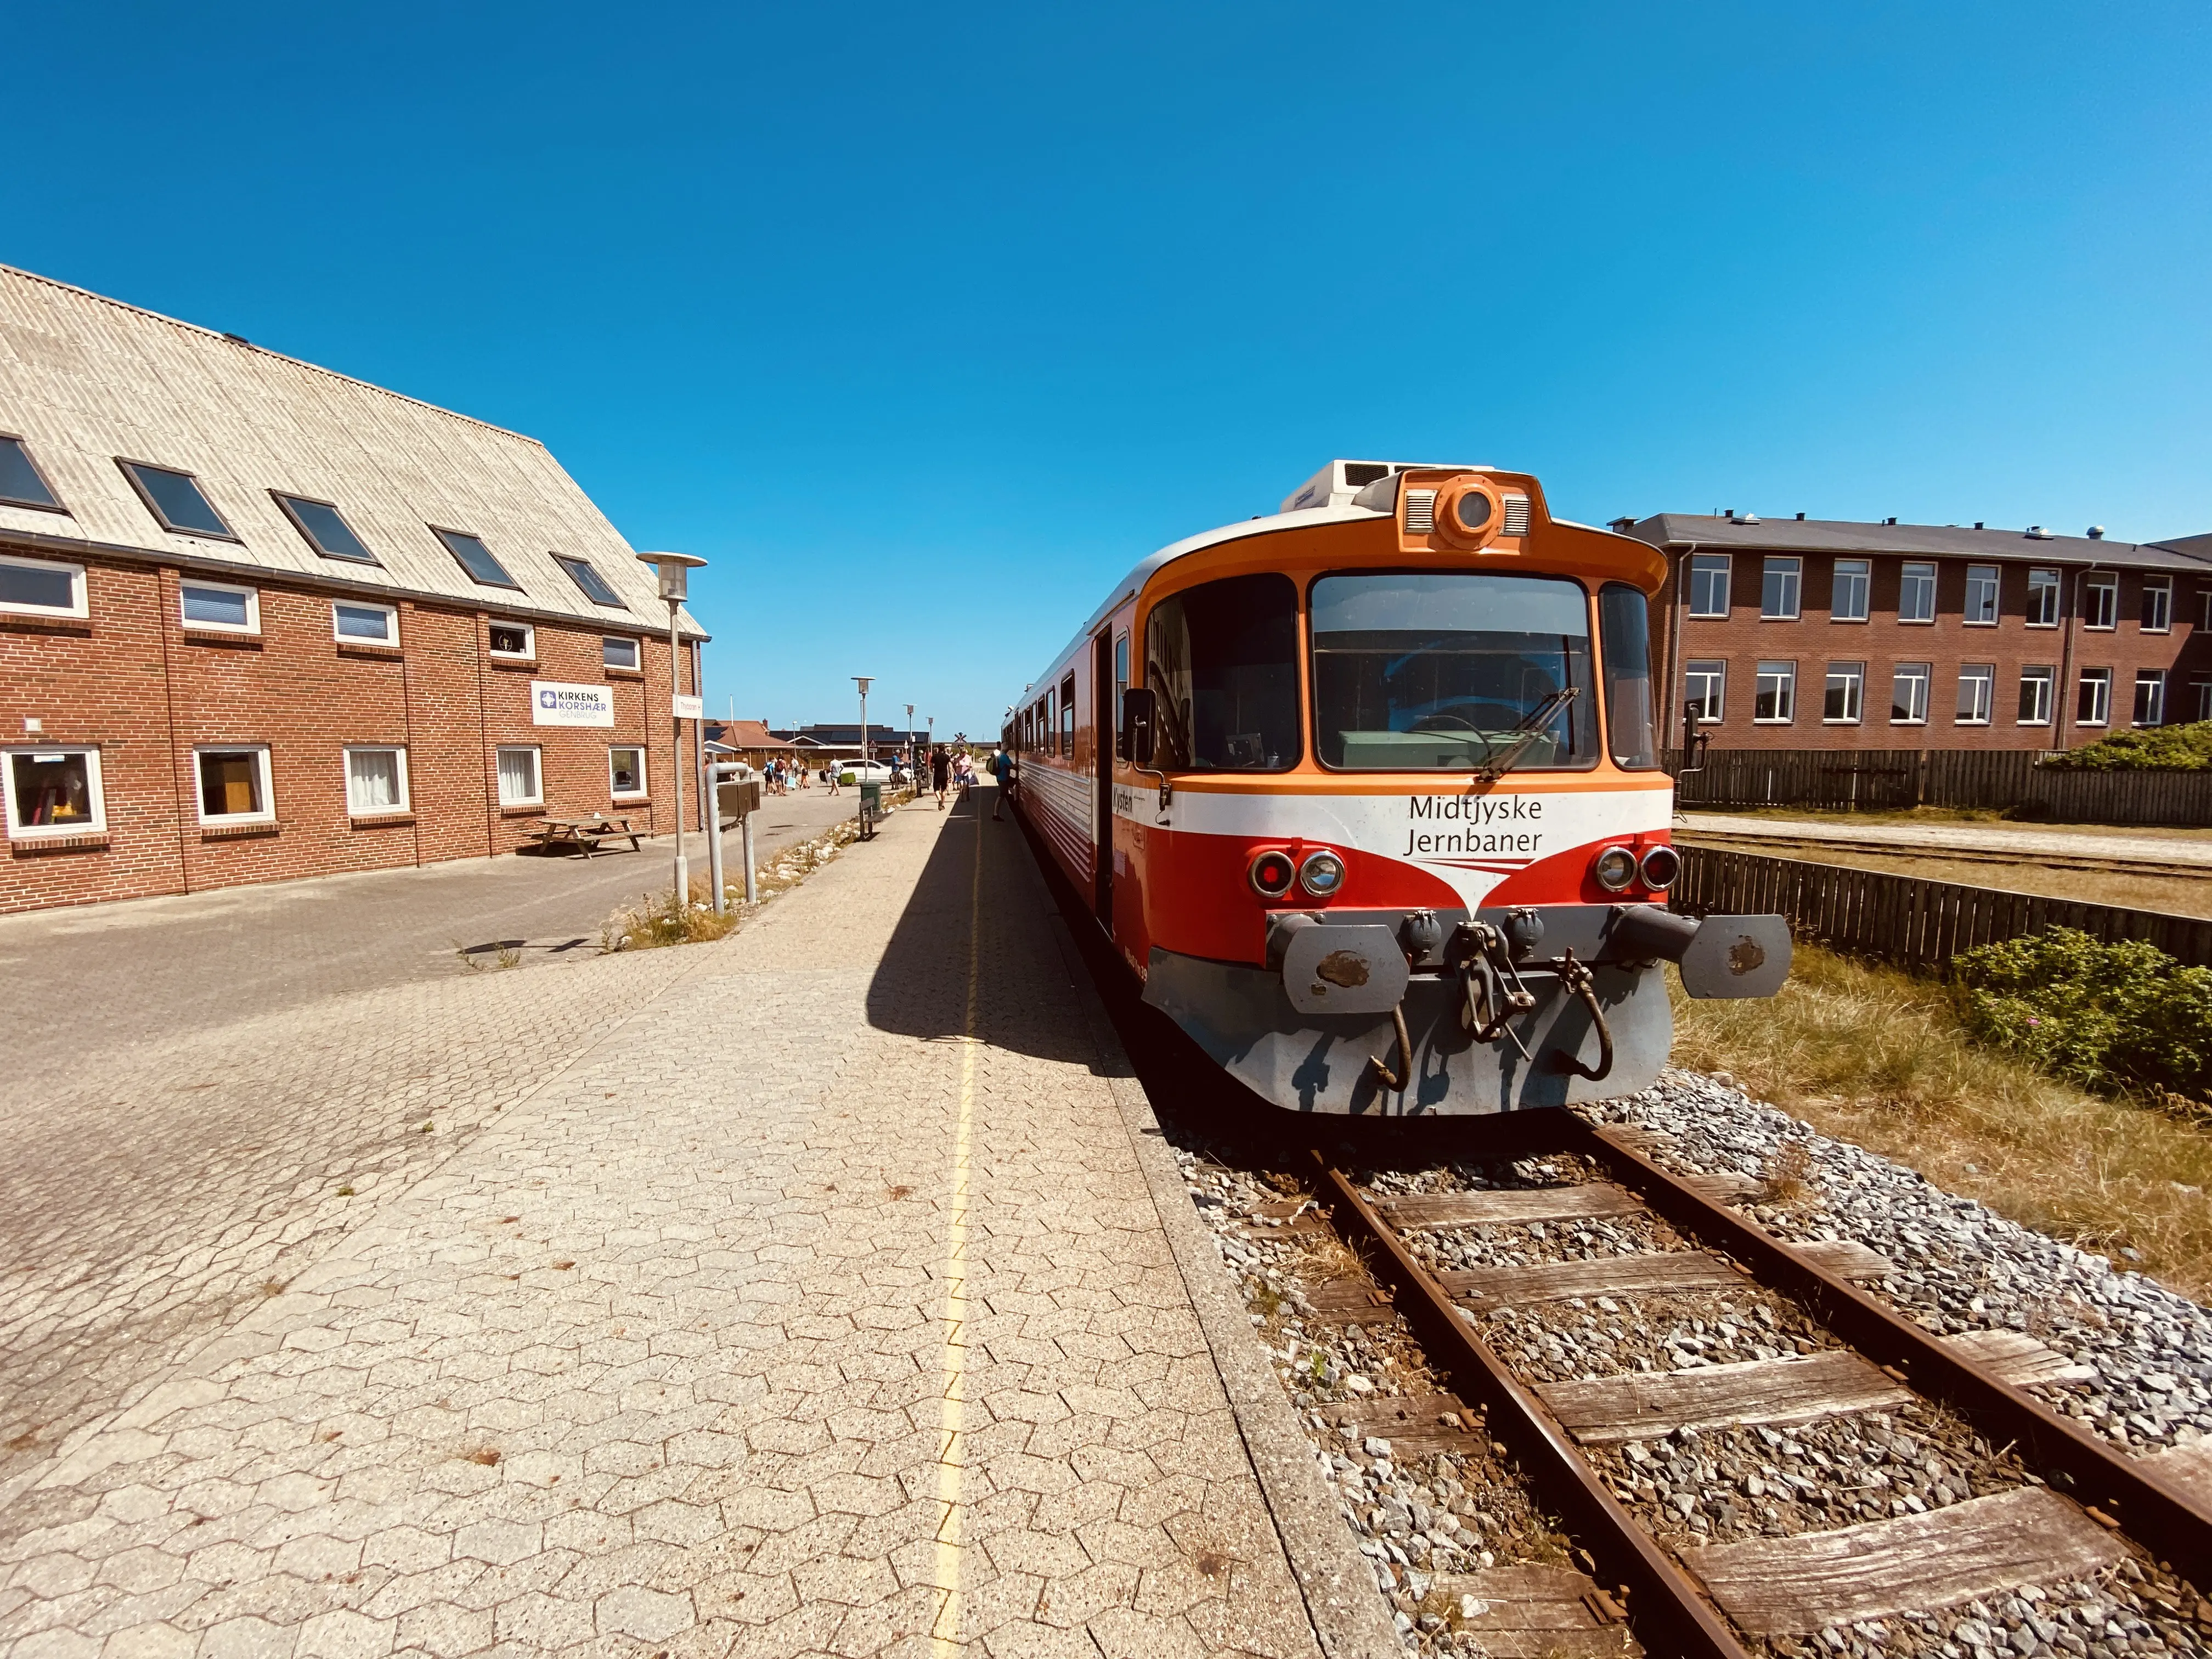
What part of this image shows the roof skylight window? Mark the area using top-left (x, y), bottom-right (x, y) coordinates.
top-left (273, 493), bottom-right (379, 563)
top-left (0, 436), bottom-right (64, 511)
top-left (553, 554), bottom-right (626, 608)
top-left (119, 460), bottom-right (234, 538)
top-left (434, 527), bottom-right (521, 589)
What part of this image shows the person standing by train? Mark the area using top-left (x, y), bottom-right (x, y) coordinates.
top-left (989, 745), bottom-right (1013, 819)
top-left (930, 744), bottom-right (951, 810)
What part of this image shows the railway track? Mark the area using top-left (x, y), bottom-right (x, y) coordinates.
top-left (1674, 831), bottom-right (2212, 884)
top-left (1217, 1110), bottom-right (2212, 1657)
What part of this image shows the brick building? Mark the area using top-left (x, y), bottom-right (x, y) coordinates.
top-left (0, 264), bottom-right (705, 914)
top-left (1621, 512), bottom-right (2212, 752)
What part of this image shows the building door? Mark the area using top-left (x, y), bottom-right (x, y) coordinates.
top-left (1092, 630), bottom-right (1113, 926)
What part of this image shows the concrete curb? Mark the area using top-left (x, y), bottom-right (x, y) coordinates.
top-left (1022, 862), bottom-right (1403, 1659)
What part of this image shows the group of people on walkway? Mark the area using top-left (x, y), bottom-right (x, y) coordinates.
top-left (760, 757), bottom-right (815, 795)
top-left (928, 746), bottom-right (977, 809)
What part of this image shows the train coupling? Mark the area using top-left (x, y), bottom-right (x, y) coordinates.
top-left (1605, 904), bottom-right (1792, 1000)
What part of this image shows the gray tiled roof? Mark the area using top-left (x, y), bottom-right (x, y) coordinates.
top-left (1621, 512), bottom-right (2212, 574)
top-left (0, 263), bottom-right (702, 635)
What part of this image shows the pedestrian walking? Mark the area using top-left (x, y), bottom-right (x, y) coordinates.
top-left (989, 746), bottom-right (1014, 819)
top-left (930, 745), bottom-right (951, 810)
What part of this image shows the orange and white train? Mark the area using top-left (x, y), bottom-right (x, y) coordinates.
top-left (1007, 460), bottom-right (1790, 1118)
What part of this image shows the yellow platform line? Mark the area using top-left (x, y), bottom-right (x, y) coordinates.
top-left (933, 811), bottom-right (983, 1652)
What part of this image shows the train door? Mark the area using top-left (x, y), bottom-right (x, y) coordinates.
top-left (1092, 630), bottom-right (1113, 925)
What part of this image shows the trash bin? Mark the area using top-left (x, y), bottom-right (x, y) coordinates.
top-left (859, 780), bottom-right (882, 839)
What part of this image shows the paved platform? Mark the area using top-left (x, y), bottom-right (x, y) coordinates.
top-left (0, 791), bottom-right (1332, 1659)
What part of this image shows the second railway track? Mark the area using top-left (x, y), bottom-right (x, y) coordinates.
top-left (1196, 1108), bottom-right (2212, 1657)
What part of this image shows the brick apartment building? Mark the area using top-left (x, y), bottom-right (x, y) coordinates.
top-left (1620, 512), bottom-right (2212, 752)
top-left (0, 264), bottom-right (705, 914)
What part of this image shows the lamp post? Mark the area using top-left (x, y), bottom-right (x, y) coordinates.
top-left (854, 676), bottom-right (873, 771)
top-left (905, 703), bottom-right (915, 782)
top-left (636, 551), bottom-right (708, 905)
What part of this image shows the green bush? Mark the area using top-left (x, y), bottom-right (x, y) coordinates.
top-left (1952, 927), bottom-right (2212, 1102)
top-left (2040, 720), bottom-right (2212, 771)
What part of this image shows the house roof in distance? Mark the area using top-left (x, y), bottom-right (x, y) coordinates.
top-left (0, 263), bottom-right (702, 635)
top-left (1619, 512), bottom-right (2212, 575)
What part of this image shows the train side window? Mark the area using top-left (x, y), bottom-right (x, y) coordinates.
top-left (1059, 674), bottom-right (1076, 755)
top-left (1113, 633), bottom-right (1130, 742)
top-left (1143, 573), bottom-right (1300, 772)
top-left (1598, 583), bottom-right (1660, 769)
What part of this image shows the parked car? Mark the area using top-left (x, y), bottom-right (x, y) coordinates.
top-left (839, 760), bottom-right (897, 785)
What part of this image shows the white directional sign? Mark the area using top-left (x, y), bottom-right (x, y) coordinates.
top-left (672, 694), bottom-right (704, 720)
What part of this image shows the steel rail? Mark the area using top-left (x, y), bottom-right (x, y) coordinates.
top-left (1559, 1115), bottom-right (2212, 1583)
top-left (1308, 1150), bottom-right (1753, 1659)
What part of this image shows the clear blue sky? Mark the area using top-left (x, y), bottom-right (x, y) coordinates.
top-left (8, 1), bottom-right (2209, 735)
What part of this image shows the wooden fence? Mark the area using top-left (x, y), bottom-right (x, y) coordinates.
top-left (1674, 844), bottom-right (2212, 974)
top-left (1663, 747), bottom-right (2212, 826)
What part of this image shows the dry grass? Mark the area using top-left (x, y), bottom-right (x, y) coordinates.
top-left (1669, 945), bottom-right (2212, 1299)
top-left (596, 808), bottom-right (876, 952)
top-left (1699, 839), bottom-right (2212, 919)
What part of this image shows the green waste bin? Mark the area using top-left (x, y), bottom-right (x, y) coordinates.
top-left (859, 780), bottom-right (882, 839)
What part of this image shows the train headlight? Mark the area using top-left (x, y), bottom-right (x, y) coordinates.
top-left (1297, 849), bottom-right (1346, 898)
top-left (1452, 491), bottom-right (1493, 533)
top-left (1249, 849), bottom-right (1297, 899)
top-left (1592, 845), bottom-right (1638, 891)
top-left (1640, 844), bottom-right (1681, 890)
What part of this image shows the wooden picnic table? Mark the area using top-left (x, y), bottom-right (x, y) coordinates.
top-left (529, 812), bottom-right (644, 858)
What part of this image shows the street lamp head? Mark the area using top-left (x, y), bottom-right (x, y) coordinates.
top-left (634, 550), bottom-right (707, 603)
top-left (853, 676), bottom-right (873, 695)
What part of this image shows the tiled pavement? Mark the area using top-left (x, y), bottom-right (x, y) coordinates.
top-left (0, 792), bottom-right (1328, 1659)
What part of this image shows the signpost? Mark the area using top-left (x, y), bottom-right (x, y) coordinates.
top-left (636, 551), bottom-right (708, 907)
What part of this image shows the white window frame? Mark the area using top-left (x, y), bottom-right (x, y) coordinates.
top-left (496, 745), bottom-right (543, 808)
top-left (602, 635), bottom-right (641, 671)
top-left (3, 746), bottom-right (106, 837)
top-left (1898, 562), bottom-right (1937, 624)
top-left (2197, 680), bottom-right (2212, 724)
top-left (2134, 670), bottom-right (2166, 728)
top-left (1890, 663), bottom-right (1932, 725)
top-left (2142, 578), bottom-right (2172, 634)
top-left (1822, 662), bottom-right (1864, 724)
top-left (178, 578), bottom-right (259, 635)
top-left (344, 746), bottom-right (411, 816)
top-left (2077, 668), bottom-right (2112, 727)
top-left (1684, 661), bottom-right (1725, 724)
top-left (2025, 568), bottom-right (2061, 628)
top-left (1687, 554), bottom-right (1730, 619)
top-left (332, 600), bottom-right (399, 645)
top-left (488, 620), bottom-right (536, 660)
top-left (1760, 556), bottom-right (1801, 620)
top-left (2083, 574), bottom-right (2117, 631)
top-left (1963, 565), bottom-right (1999, 627)
top-left (194, 744), bottom-right (276, 826)
top-left (1830, 560), bottom-right (1870, 623)
top-left (2200, 590), bottom-right (2212, 634)
top-left (2018, 667), bottom-right (2055, 726)
top-left (1956, 663), bottom-right (1994, 726)
top-left (608, 744), bottom-right (648, 800)
top-left (1753, 661), bottom-right (1796, 724)
top-left (0, 552), bottom-right (89, 619)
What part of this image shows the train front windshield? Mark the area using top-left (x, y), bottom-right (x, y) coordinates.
top-left (1310, 572), bottom-right (1598, 771)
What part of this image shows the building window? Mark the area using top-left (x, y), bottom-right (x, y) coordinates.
top-left (488, 622), bottom-right (534, 659)
top-left (432, 528), bottom-right (518, 589)
top-left (554, 555), bottom-right (626, 607)
top-left (602, 635), bottom-right (641, 670)
top-left (196, 747), bottom-right (274, 824)
top-left (609, 746), bottom-right (647, 799)
top-left (1963, 565), bottom-right (1999, 625)
top-left (273, 493), bottom-right (378, 563)
top-left (1753, 661), bottom-right (1796, 723)
top-left (2135, 670), bottom-right (2167, 727)
top-left (0, 553), bottom-right (88, 618)
top-left (120, 460), bottom-right (234, 539)
top-left (0, 435), bottom-right (64, 511)
top-left (2076, 668), bottom-right (2112, 726)
top-left (1830, 559), bottom-right (1870, 622)
top-left (2025, 568), bottom-right (2060, 627)
top-left (1822, 663), bottom-right (1864, 723)
top-left (2201, 590), bottom-right (2212, 633)
top-left (1688, 553), bottom-right (1730, 618)
top-left (2198, 681), bottom-right (2212, 723)
top-left (2083, 574), bottom-right (2117, 630)
top-left (496, 746), bottom-right (543, 806)
top-left (4, 748), bottom-right (105, 836)
top-left (345, 747), bottom-right (409, 815)
top-left (332, 601), bottom-right (398, 645)
top-left (1898, 562), bottom-right (1937, 624)
top-left (1059, 674), bottom-right (1076, 755)
top-left (1760, 557), bottom-right (1801, 620)
top-left (179, 580), bottom-right (258, 634)
top-left (1684, 661), bottom-right (1725, 723)
top-left (2018, 666), bottom-right (2055, 725)
top-left (2142, 578), bottom-right (2172, 633)
top-left (1890, 662), bottom-right (1931, 724)
top-left (1956, 664), bottom-right (1994, 725)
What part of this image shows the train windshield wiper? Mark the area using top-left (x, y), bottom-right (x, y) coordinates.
top-left (1475, 686), bottom-right (1577, 782)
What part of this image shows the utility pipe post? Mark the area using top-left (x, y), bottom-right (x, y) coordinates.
top-left (637, 551), bottom-right (708, 905)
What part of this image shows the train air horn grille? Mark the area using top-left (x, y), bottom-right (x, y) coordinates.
top-left (1502, 493), bottom-right (1532, 536)
top-left (1403, 489), bottom-right (1437, 534)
